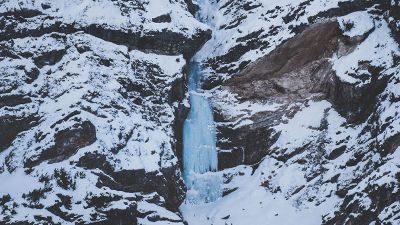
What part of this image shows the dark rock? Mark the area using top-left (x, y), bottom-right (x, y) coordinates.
top-left (308, 0), bottom-right (392, 25)
top-left (242, 2), bottom-right (262, 11)
top-left (50, 111), bottom-right (81, 129)
top-left (25, 120), bottom-right (96, 167)
top-left (326, 146), bottom-right (346, 160)
top-left (208, 32), bottom-right (269, 76)
top-left (335, 189), bottom-right (348, 199)
top-left (291, 185), bottom-right (305, 195)
top-left (282, 0), bottom-right (311, 24)
top-left (0, 17), bottom-right (211, 60)
top-left (25, 67), bottom-right (40, 84)
top-left (215, 109), bottom-right (282, 168)
top-left (83, 205), bottom-right (139, 225)
top-left (184, 0), bottom-right (200, 15)
top-left (225, 21), bottom-right (341, 101)
top-left (0, 8), bottom-right (43, 19)
top-left (345, 151), bottom-right (366, 167)
top-left (325, 185), bottom-right (400, 225)
top-left (0, 1), bottom-right (213, 224)
top-left (276, 142), bottom-right (312, 163)
top-left (386, 4), bottom-right (400, 43)
top-left (41, 3), bottom-right (51, 10)
top-left (171, 66), bottom-right (189, 169)
top-left (147, 214), bottom-right (182, 223)
top-left (33, 49), bottom-right (66, 68)
top-left (32, 215), bottom-right (55, 225)
top-left (223, 188), bottom-right (238, 197)
top-left (77, 152), bottom-right (114, 174)
top-left (173, 101), bottom-right (189, 170)
top-left (0, 95), bottom-right (32, 108)
top-left (381, 133), bottom-right (400, 156)
top-left (215, 19), bottom-right (388, 169)
top-left (152, 14), bottom-right (172, 23)
top-left (324, 69), bottom-right (389, 124)
top-left (96, 165), bottom-right (185, 212)
top-left (0, 115), bottom-right (39, 152)
top-left (46, 194), bottom-right (76, 222)
top-left (218, 148), bottom-right (244, 170)
top-left (85, 193), bottom-right (123, 209)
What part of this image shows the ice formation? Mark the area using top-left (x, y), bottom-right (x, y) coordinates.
top-left (183, 62), bottom-right (221, 204)
top-left (182, 0), bottom-right (222, 205)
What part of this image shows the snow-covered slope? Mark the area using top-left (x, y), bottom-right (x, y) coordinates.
top-left (183, 0), bottom-right (400, 225)
top-left (0, 0), bottom-right (210, 56)
top-left (0, 0), bottom-right (210, 224)
top-left (1, 0), bottom-right (399, 225)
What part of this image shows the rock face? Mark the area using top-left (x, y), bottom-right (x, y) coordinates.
top-left (0, 0), bottom-right (210, 224)
top-left (217, 19), bottom-right (382, 166)
top-left (0, 1), bottom-right (211, 59)
top-left (181, 0), bottom-right (400, 225)
top-left (206, 0), bottom-right (397, 163)
top-left (1, 0), bottom-right (400, 225)
top-left (227, 20), bottom-right (342, 101)
top-left (218, 21), bottom-right (343, 166)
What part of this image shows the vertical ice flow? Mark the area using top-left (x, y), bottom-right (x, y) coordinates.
top-left (183, 62), bottom-right (221, 204)
top-left (182, 0), bottom-right (221, 204)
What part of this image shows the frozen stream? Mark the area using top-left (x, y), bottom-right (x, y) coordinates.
top-left (182, 0), bottom-right (221, 204)
top-left (183, 62), bottom-right (221, 204)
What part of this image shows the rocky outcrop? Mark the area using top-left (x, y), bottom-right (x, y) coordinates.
top-left (323, 183), bottom-right (400, 225)
top-left (95, 165), bottom-right (185, 212)
top-left (324, 66), bottom-right (389, 123)
top-left (181, 1), bottom-right (400, 224)
top-left (215, 20), bottom-right (377, 167)
top-left (1, 0), bottom-right (399, 224)
top-left (0, 16), bottom-right (211, 60)
top-left (226, 21), bottom-right (341, 101)
top-left (184, 0), bottom-right (200, 16)
top-left (0, 1), bottom-right (211, 60)
top-left (25, 120), bottom-right (97, 168)
top-left (0, 114), bottom-right (39, 152)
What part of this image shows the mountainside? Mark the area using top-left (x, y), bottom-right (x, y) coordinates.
top-left (0, 0), bottom-right (209, 224)
top-left (1, 0), bottom-right (400, 225)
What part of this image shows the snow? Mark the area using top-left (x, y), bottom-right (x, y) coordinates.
top-left (181, 157), bottom-right (339, 225)
top-left (338, 11), bottom-right (375, 37)
top-left (273, 101), bottom-right (331, 150)
top-left (332, 18), bottom-right (399, 84)
top-left (1, 0), bottom-right (400, 224)
top-left (0, 0), bottom-right (208, 36)
top-left (212, 89), bottom-right (283, 128)
top-left (195, 0), bottom-right (350, 75)
top-left (379, 201), bottom-right (400, 223)
top-left (184, 31), bottom-right (400, 223)
top-left (0, 169), bottom-right (42, 199)
top-left (138, 201), bottom-right (184, 224)
top-left (0, 11), bottom-right (192, 222)
top-left (194, 0), bottom-right (216, 27)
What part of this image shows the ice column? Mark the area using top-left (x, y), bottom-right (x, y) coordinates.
top-left (183, 62), bottom-right (221, 204)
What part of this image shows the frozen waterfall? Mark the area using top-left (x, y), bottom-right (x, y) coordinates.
top-left (183, 62), bottom-right (221, 204)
